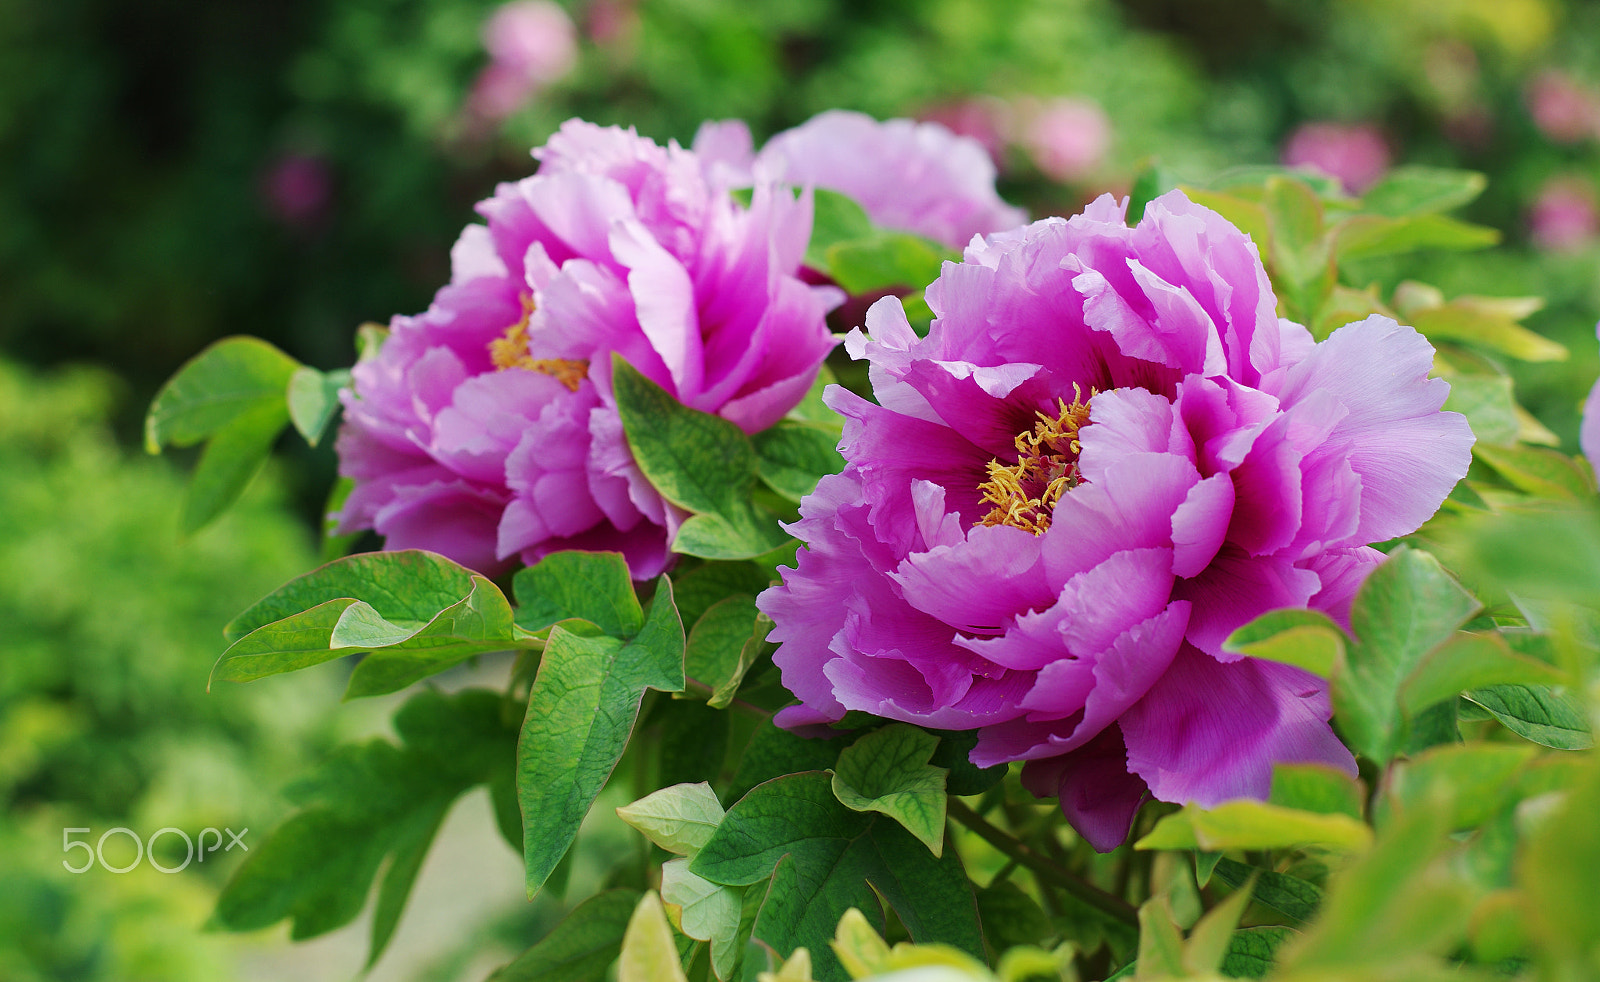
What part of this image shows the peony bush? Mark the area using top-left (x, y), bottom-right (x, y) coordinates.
top-left (147, 110), bottom-right (1600, 982)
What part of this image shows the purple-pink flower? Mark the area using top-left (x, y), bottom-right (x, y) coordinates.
top-left (693, 110), bottom-right (1027, 251)
top-left (1529, 176), bottom-right (1598, 252)
top-left (759, 191), bottom-right (1474, 850)
top-left (1282, 121), bottom-right (1390, 195)
top-left (464, 0), bottom-right (578, 123)
top-left (1020, 96), bottom-right (1111, 183)
top-left (334, 120), bottom-right (838, 578)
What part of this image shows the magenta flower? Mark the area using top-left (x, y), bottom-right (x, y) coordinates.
top-left (1529, 176), bottom-right (1598, 252)
top-left (1282, 121), bottom-right (1390, 195)
top-left (693, 110), bottom-right (1026, 251)
top-left (334, 120), bottom-right (838, 578)
top-left (465, 0), bottom-right (578, 123)
top-left (1526, 70), bottom-right (1600, 144)
top-left (1020, 96), bottom-right (1111, 183)
top-left (1583, 326), bottom-right (1600, 486)
top-left (758, 191), bottom-right (1474, 850)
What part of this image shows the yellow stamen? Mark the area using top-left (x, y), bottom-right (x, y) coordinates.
top-left (976, 385), bottom-right (1095, 535)
top-left (488, 294), bottom-right (589, 392)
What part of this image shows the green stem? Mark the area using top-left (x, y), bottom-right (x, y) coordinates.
top-left (947, 798), bottom-right (1139, 926)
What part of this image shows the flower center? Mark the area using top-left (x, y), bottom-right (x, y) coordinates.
top-left (488, 294), bottom-right (589, 392)
top-left (977, 387), bottom-right (1094, 535)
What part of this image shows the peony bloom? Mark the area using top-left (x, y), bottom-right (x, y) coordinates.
top-left (1282, 122), bottom-right (1390, 195)
top-left (334, 120), bottom-right (838, 578)
top-left (464, 0), bottom-right (578, 123)
top-left (1528, 176), bottom-right (1598, 252)
top-left (759, 191), bottom-right (1474, 850)
top-left (1582, 326), bottom-right (1600, 486)
top-left (1526, 70), bottom-right (1600, 145)
top-left (692, 110), bottom-right (1026, 251)
top-left (1019, 96), bottom-right (1111, 184)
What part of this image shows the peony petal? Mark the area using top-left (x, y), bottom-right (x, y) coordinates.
top-left (1021, 726), bottom-right (1148, 852)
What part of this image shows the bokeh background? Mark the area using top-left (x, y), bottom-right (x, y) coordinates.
top-left (6, 0), bottom-right (1600, 978)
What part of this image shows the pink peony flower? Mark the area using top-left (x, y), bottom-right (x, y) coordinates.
top-left (919, 98), bottom-right (1009, 168)
top-left (260, 152), bottom-right (333, 230)
top-left (464, 0), bottom-right (578, 123)
top-left (1020, 97), bottom-right (1111, 183)
top-left (1282, 122), bottom-right (1391, 194)
top-left (693, 110), bottom-right (1026, 251)
top-left (1526, 70), bottom-right (1600, 144)
top-left (1529, 176), bottom-right (1598, 252)
top-left (334, 120), bottom-right (838, 578)
top-left (1583, 326), bottom-right (1600, 486)
top-left (758, 191), bottom-right (1474, 850)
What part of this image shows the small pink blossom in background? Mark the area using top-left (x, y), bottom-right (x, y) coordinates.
top-left (919, 98), bottom-right (1009, 167)
top-left (584, 0), bottom-right (638, 47)
top-left (1526, 70), bottom-right (1600, 144)
top-left (260, 152), bottom-right (332, 230)
top-left (1281, 121), bottom-right (1390, 194)
top-left (1529, 176), bottom-right (1598, 252)
top-left (1020, 97), bottom-right (1111, 182)
top-left (464, 0), bottom-right (578, 123)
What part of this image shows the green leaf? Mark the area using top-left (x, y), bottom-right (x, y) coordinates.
top-left (1183, 873), bottom-right (1257, 976)
top-left (1441, 375), bottom-right (1519, 447)
top-left (752, 423), bottom-right (845, 501)
top-left (1182, 189), bottom-right (1270, 250)
top-left (658, 698), bottom-right (731, 789)
top-left (929, 729), bottom-right (1007, 797)
top-left (1210, 858), bottom-right (1323, 925)
top-left (1408, 301), bottom-right (1566, 362)
top-left (1268, 763), bottom-right (1363, 820)
top-left (661, 859), bottom-right (746, 979)
top-left (212, 551), bottom-right (524, 693)
top-left (145, 335), bottom-right (299, 451)
top-left (691, 772), bottom-right (983, 982)
top-left (1332, 546), bottom-right (1482, 763)
top-left (831, 724), bottom-right (948, 856)
top-left (1375, 742), bottom-right (1538, 832)
top-left (617, 782), bottom-right (727, 858)
top-left (823, 231), bottom-right (952, 296)
top-left (488, 890), bottom-right (640, 982)
top-left (518, 586), bottom-right (686, 896)
top-left (1263, 176), bottom-right (1332, 323)
top-left (1399, 631), bottom-right (1566, 716)
top-left (215, 689), bottom-right (509, 965)
top-left (612, 356), bottom-right (789, 560)
top-left (180, 403), bottom-right (286, 534)
top-left (1222, 608), bottom-right (1346, 678)
top-left (1359, 167), bottom-right (1487, 216)
top-left (1277, 798), bottom-right (1474, 972)
top-left (1217, 926), bottom-right (1295, 980)
top-left (671, 562), bottom-right (774, 636)
top-left (1135, 898), bottom-right (1186, 979)
top-left (1473, 444), bottom-right (1595, 499)
top-left (512, 550), bottom-right (645, 637)
top-left (1136, 800), bottom-right (1372, 853)
top-left (1128, 161), bottom-right (1177, 223)
top-left (1332, 214), bottom-right (1499, 262)
top-left (804, 189), bottom-right (874, 271)
top-left (618, 893), bottom-right (690, 982)
top-left (785, 364), bottom-right (844, 434)
top-left (286, 365), bottom-right (348, 447)
top-left (1519, 756), bottom-right (1600, 975)
top-left (729, 719), bottom-right (850, 802)
top-left (974, 880), bottom-right (1053, 955)
top-left (686, 596), bottom-right (767, 708)
top-left (1463, 684), bottom-right (1594, 749)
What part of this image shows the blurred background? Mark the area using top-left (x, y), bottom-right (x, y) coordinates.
top-left (6, 0), bottom-right (1600, 978)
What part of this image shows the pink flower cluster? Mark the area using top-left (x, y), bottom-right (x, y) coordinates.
top-left (759, 191), bottom-right (1474, 849)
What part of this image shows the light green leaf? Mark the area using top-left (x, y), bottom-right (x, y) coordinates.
top-left (1400, 631), bottom-right (1566, 715)
top-left (1463, 684), bottom-right (1594, 749)
top-left (784, 364), bottom-right (844, 434)
top-left (1332, 546), bottom-right (1482, 763)
top-left (616, 782), bottom-right (727, 858)
top-left (1223, 608), bottom-right (1346, 678)
top-left (1183, 873), bottom-right (1256, 975)
top-left (1136, 800), bottom-right (1372, 853)
top-left (145, 335), bottom-right (299, 451)
top-left (1181, 189), bottom-right (1270, 249)
top-left (512, 550), bottom-right (645, 637)
top-left (618, 893), bottom-right (689, 982)
top-left (685, 595), bottom-right (766, 708)
top-left (1134, 898), bottom-right (1186, 980)
top-left (180, 402), bottom-right (286, 534)
top-left (1409, 300), bottom-right (1566, 362)
top-left (1441, 374), bottom-right (1519, 447)
top-left (518, 583), bottom-right (685, 896)
top-left (211, 598), bottom-right (363, 684)
top-left (1268, 763), bottom-right (1364, 820)
top-left (823, 231), bottom-right (952, 296)
top-left (1332, 213), bottom-right (1499, 262)
top-left (804, 190), bottom-right (874, 271)
top-left (286, 365), bottom-right (349, 447)
top-left (662, 859), bottom-right (745, 979)
top-left (1360, 167), bottom-right (1487, 216)
top-left (1473, 444), bottom-right (1595, 499)
top-left (753, 423), bottom-right (845, 501)
top-left (1519, 756), bottom-right (1600, 975)
top-left (1376, 742), bottom-right (1538, 832)
top-left (831, 724), bottom-right (949, 856)
top-left (488, 890), bottom-right (640, 982)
